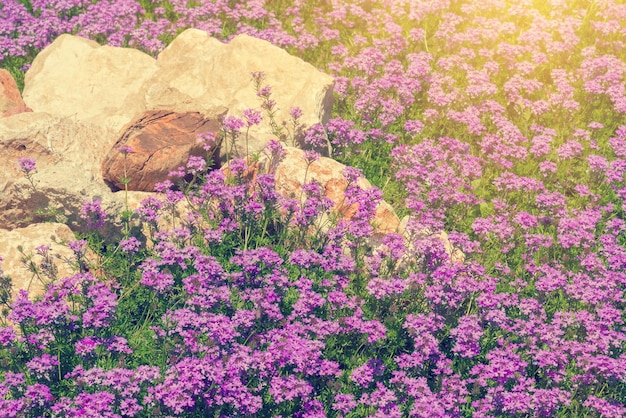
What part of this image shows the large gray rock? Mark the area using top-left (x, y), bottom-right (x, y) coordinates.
top-left (22, 34), bottom-right (158, 131)
top-left (0, 112), bottom-right (126, 236)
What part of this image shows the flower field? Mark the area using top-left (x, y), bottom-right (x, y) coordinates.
top-left (1, 0), bottom-right (626, 416)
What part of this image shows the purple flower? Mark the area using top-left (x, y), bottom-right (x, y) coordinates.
top-left (80, 198), bottom-right (106, 230)
top-left (0, 327), bottom-right (17, 346)
top-left (269, 375), bottom-right (312, 403)
top-left (116, 145), bottom-right (133, 154)
top-left (17, 157), bottom-right (36, 173)
top-left (342, 166), bottom-right (363, 183)
top-left (68, 239), bottom-right (87, 255)
top-left (243, 108), bottom-right (262, 126)
top-left (450, 315), bottom-right (483, 358)
top-left (351, 359), bottom-right (384, 387)
top-left (26, 354), bottom-right (59, 379)
top-left (119, 236), bottom-right (141, 253)
top-left (303, 149), bottom-right (320, 165)
top-left (333, 393), bottom-right (357, 414)
top-left (289, 106), bottom-right (303, 119)
top-left (303, 123), bottom-right (327, 148)
top-left (186, 155), bottom-right (207, 175)
top-left (107, 336), bottom-right (132, 354)
top-left (75, 336), bottom-right (101, 356)
top-left (25, 383), bottom-right (53, 407)
top-left (198, 130), bottom-right (218, 151)
top-left (223, 115), bottom-right (245, 133)
top-left (257, 85), bottom-right (272, 99)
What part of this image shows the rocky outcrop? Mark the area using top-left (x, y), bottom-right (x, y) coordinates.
top-left (22, 29), bottom-right (334, 157)
top-left (0, 32), bottom-right (462, 304)
top-left (0, 30), bottom-right (336, 301)
top-left (101, 110), bottom-right (222, 192)
top-left (2, 28), bottom-right (334, 237)
top-left (0, 69), bottom-right (31, 117)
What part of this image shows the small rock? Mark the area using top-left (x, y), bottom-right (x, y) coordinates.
top-left (397, 216), bottom-right (465, 264)
top-left (0, 69), bottom-right (32, 117)
top-left (224, 146), bottom-right (400, 235)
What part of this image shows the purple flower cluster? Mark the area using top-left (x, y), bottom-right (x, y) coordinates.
top-left (3, 0), bottom-right (626, 415)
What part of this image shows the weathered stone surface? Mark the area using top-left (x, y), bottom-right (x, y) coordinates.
top-left (22, 34), bottom-right (158, 131)
top-left (145, 29), bottom-right (335, 158)
top-left (273, 148), bottom-right (399, 234)
top-left (0, 112), bottom-right (127, 237)
top-left (102, 110), bottom-right (222, 192)
top-left (0, 70), bottom-right (32, 117)
top-left (0, 223), bottom-right (83, 300)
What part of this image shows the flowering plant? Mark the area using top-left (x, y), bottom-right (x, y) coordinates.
top-left (3, 0), bottom-right (626, 416)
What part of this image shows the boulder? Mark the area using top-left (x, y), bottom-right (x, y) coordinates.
top-left (145, 29), bottom-right (335, 158)
top-left (272, 148), bottom-right (399, 234)
top-left (0, 112), bottom-right (127, 237)
top-left (0, 69), bottom-right (32, 117)
top-left (22, 34), bottom-right (158, 131)
top-left (0, 223), bottom-right (88, 300)
top-left (102, 110), bottom-right (223, 192)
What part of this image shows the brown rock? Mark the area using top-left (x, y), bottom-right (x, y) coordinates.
top-left (0, 70), bottom-right (32, 117)
top-left (102, 110), bottom-right (222, 192)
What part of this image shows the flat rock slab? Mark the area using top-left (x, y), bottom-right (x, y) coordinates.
top-left (102, 110), bottom-right (222, 192)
